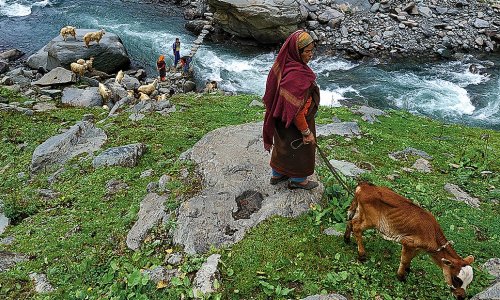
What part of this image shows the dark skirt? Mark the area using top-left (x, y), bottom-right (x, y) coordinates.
top-left (270, 118), bottom-right (317, 178)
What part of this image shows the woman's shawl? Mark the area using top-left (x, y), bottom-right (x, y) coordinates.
top-left (262, 30), bottom-right (316, 151)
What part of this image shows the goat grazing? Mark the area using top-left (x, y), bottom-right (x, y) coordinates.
top-left (137, 79), bottom-right (158, 95)
top-left (344, 182), bottom-right (474, 300)
top-left (60, 26), bottom-right (76, 41)
top-left (83, 29), bottom-right (105, 47)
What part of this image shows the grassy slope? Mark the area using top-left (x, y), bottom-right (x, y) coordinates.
top-left (0, 87), bottom-right (498, 300)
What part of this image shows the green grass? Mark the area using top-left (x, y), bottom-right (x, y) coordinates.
top-left (1, 88), bottom-right (498, 300)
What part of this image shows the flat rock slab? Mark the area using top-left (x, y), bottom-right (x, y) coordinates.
top-left (0, 251), bottom-right (28, 272)
top-left (193, 254), bottom-right (221, 296)
top-left (471, 281), bottom-right (500, 300)
top-left (328, 159), bottom-right (369, 177)
top-left (29, 273), bottom-right (54, 293)
top-left (444, 183), bottom-right (480, 208)
top-left (126, 193), bottom-right (168, 250)
top-left (389, 147), bottom-right (433, 161)
top-left (483, 258), bottom-right (500, 279)
top-left (33, 67), bottom-right (75, 86)
top-left (353, 105), bottom-right (387, 123)
top-left (61, 87), bottom-right (102, 108)
top-left (302, 294), bottom-right (348, 300)
top-left (33, 101), bottom-right (58, 112)
top-left (173, 122), bottom-right (323, 254)
top-left (317, 122), bottom-right (360, 137)
top-left (93, 143), bottom-right (146, 168)
top-left (31, 120), bottom-right (107, 173)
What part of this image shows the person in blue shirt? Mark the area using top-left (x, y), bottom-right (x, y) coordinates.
top-left (172, 38), bottom-right (181, 66)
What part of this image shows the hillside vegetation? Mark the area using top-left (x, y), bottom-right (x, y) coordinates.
top-left (0, 87), bottom-right (499, 299)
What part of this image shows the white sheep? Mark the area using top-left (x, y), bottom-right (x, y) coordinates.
top-left (83, 29), bottom-right (105, 48)
top-left (115, 70), bottom-right (124, 84)
top-left (85, 57), bottom-right (95, 71)
top-left (98, 83), bottom-right (112, 103)
top-left (137, 79), bottom-right (158, 95)
top-left (156, 94), bottom-right (167, 101)
top-left (70, 62), bottom-right (87, 77)
top-left (138, 92), bottom-right (150, 101)
top-left (60, 26), bottom-right (76, 41)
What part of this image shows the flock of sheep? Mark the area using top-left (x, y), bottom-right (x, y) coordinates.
top-left (60, 25), bottom-right (167, 109)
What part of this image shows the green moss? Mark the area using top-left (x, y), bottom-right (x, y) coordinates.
top-left (0, 88), bottom-right (498, 300)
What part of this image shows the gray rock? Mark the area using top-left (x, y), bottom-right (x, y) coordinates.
top-left (249, 99), bottom-right (264, 107)
top-left (129, 113), bottom-right (145, 121)
top-left (33, 67), bottom-right (75, 86)
top-left (37, 189), bottom-right (61, 199)
top-left (183, 80), bottom-right (196, 93)
top-left (142, 266), bottom-right (179, 284)
top-left (323, 227), bottom-right (343, 236)
top-left (0, 213), bottom-right (8, 235)
top-left (0, 60), bottom-right (9, 74)
top-left (471, 282), bottom-right (500, 300)
top-left (167, 252), bottom-right (183, 265)
top-left (61, 87), bottom-right (102, 107)
top-left (158, 174), bottom-right (171, 191)
top-left (33, 101), bottom-right (57, 112)
top-left (0, 76), bottom-right (13, 85)
top-left (302, 294), bottom-right (348, 300)
top-left (26, 29), bottom-right (130, 73)
top-left (328, 159), bottom-right (368, 177)
top-left (389, 147), bottom-right (432, 161)
top-left (444, 183), bottom-right (480, 208)
top-left (105, 179), bottom-right (129, 197)
top-left (29, 273), bottom-right (54, 293)
top-left (146, 182), bottom-right (159, 193)
top-left (353, 105), bottom-right (387, 123)
top-left (93, 143), bottom-right (145, 168)
top-left (474, 18), bottom-right (490, 29)
top-left (418, 6), bottom-right (432, 18)
top-left (0, 251), bottom-right (28, 272)
top-left (39, 89), bottom-right (62, 98)
top-left (121, 75), bottom-right (141, 91)
top-left (140, 169), bottom-right (154, 178)
top-left (31, 121), bottom-right (107, 173)
top-left (316, 122), bottom-right (360, 137)
top-left (207, 0), bottom-right (306, 44)
top-left (317, 8), bottom-right (344, 24)
top-left (483, 258), bottom-right (500, 279)
top-left (193, 254), bottom-right (221, 296)
top-left (126, 193), bottom-right (168, 250)
top-left (0, 49), bottom-right (24, 61)
top-left (172, 122), bottom-right (323, 254)
top-left (412, 158), bottom-right (432, 173)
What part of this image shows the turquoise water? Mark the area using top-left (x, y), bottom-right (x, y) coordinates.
top-left (1, 0), bottom-right (499, 130)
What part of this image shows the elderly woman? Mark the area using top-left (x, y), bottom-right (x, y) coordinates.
top-left (262, 30), bottom-right (320, 190)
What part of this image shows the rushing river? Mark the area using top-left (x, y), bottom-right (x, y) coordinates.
top-left (1, 0), bottom-right (499, 130)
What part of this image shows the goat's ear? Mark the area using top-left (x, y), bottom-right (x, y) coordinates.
top-left (442, 258), bottom-right (453, 266)
top-left (463, 255), bottom-right (474, 265)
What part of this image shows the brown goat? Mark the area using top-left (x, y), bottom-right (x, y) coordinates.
top-left (344, 182), bottom-right (474, 300)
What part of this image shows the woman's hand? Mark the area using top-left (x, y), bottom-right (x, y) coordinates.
top-left (303, 132), bottom-right (315, 145)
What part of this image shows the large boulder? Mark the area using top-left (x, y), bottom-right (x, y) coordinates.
top-left (26, 29), bottom-right (130, 73)
top-left (31, 120), bottom-right (107, 173)
top-left (173, 122), bottom-right (323, 254)
top-left (207, 0), bottom-right (306, 44)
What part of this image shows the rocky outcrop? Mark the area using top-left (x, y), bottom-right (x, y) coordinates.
top-left (92, 143), bottom-right (146, 168)
top-left (126, 193), bottom-right (169, 250)
top-left (31, 120), bottom-right (107, 173)
top-left (172, 122), bottom-right (323, 254)
top-left (26, 29), bottom-right (130, 73)
top-left (207, 0), bottom-right (306, 43)
top-left (204, 0), bottom-right (499, 59)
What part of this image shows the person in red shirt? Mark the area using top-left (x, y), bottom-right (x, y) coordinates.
top-left (262, 30), bottom-right (320, 190)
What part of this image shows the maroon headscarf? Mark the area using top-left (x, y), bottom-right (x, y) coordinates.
top-left (262, 30), bottom-right (316, 151)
